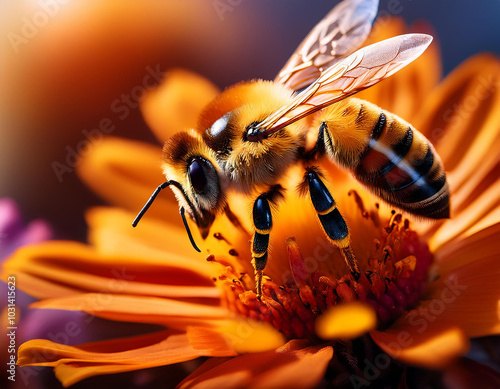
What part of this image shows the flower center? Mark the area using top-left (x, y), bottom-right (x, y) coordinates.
top-left (209, 189), bottom-right (433, 340)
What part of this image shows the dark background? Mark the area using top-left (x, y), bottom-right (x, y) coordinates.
top-left (1, 0), bottom-right (499, 242)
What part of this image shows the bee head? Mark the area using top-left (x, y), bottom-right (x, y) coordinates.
top-left (132, 130), bottom-right (224, 251)
top-left (161, 130), bottom-right (226, 240)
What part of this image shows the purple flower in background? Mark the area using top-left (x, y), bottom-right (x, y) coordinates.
top-left (0, 198), bottom-right (53, 261)
top-left (0, 199), bottom-right (174, 388)
top-left (0, 198), bottom-right (53, 311)
top-left (1, 198), bottom-right (54, 388)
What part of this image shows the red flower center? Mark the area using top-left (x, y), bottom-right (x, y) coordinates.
top-left (209, 189), bottom-right (433, 340)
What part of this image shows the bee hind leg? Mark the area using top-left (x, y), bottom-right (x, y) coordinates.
top-left (304, 167), bottom-right (360, 279)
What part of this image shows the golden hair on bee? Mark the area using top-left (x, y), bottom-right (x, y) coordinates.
top-left (133, 0), bottom-right (448, 296)
top-left (162, 129), bottom-right (227, 237)
top-left (162, 129), bottom-right (217, 183)
top-left (313, 97), bottom-right (449, 219)
top-left (311, 98), bottom-right (382, 167)
top-left (200, 80), bottom-right (305, 192)
top-left (198, 80), bottom-right (293, 130)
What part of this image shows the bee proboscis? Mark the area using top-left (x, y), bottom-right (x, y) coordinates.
top-left (133, 0), bottom-right (449, 296)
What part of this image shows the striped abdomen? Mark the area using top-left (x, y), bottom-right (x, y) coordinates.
top-left (318, 98), bottom-right (449, 219)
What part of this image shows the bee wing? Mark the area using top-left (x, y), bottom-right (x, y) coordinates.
top-left (252, 34), bottom-right (432, 139)
top-left (275, 0), bottom-right (379, 91)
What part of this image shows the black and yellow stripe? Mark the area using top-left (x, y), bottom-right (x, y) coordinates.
top-left (354, 110), bottom-right (449, 218)
top-left (316, 97), bottom-right (449, 219)
top-left (307, 170), bottom-right (350, 246)
top-left (251, 194), bottom-right (272, 297)
top-left (306, 169), bottom-right (359, 276)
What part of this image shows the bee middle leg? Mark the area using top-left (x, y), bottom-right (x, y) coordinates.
top-left (251, 186), bottom-right (283, 297)
top-left (252, 194), bottom-right (271, 298)
top-left (303, 167), bottom-right (360, 279)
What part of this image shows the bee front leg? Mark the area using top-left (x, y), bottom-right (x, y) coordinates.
top-left (304, 168), bottom-right (360, 279)
top-left (251, 194), bottom-right (272, 298)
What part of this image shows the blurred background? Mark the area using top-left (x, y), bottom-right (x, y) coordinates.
top-left (1, 0), bottom-right (500, 242)
top-left (1, 1), bottom-right (500, 388)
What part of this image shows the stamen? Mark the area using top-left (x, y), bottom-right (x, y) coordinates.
top-left (209, 195), bottom-right (433, 340)
top-left (286, 237), bottom-right (308, 288)
top-left (348, 189), bottom-right (369, 218)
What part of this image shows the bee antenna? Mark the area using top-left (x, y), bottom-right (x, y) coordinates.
top-left (132, 181), bottom-right (201, 253)
top-left (132, 181), bottom-right (171, 227)
top-left (180, 207), bottom-right (201, 252)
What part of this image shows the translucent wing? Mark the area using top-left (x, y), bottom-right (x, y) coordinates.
top-left (275, 0), bottom-right (379, 91)
top-left (248, 34), bottom-right (433, 141)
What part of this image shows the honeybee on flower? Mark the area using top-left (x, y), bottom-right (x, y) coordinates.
top-left (133, 0), bottom-right (448, 298)
top-left (1, 0), bottom-right (499, 388)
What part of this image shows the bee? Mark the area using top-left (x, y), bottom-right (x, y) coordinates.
top-left (133, 0), bottom-right (449, 296)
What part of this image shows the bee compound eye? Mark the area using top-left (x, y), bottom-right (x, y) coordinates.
top-left (188, 158), bottom-right (208, 194)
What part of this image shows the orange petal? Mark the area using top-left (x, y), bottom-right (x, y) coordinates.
top-left (86, 206), bottom-right (211, 267)
top-left (86, 205), bottom-right (257, 281)
top-left (179, 339), bottom-right (333, 389)
top-left (141, 68), bottom-right (220, 142)
top-left (432, 222), bottom-right (500, 274)
top-left (372, 254), bottom-right (500, 367)
top-left (201, 318), bottom-right (286, 354)
top-left (430, 179), bottom-right (500, 251)
top-left (424, 255), bottom-right (500, 338)
top-left (1, 241), bottom-right (218, 301)
top-left (316, 302), bottom-right (377, 339)
top-left (450, 154), bottom-right (499, 216)
top-left (1, 271), bottom-right (82, 299)
top-left (19, 329), bottom-right (235, 387)
top-left (371, 325), bottom-right (469, 369)
top-left (463, 205), bottom-right (500, 238)
top-left (447, 122), bottom-right (500, 202)
top-left (30, 293), bottom-right (229, 328)
top-left (77, 137), bottom-right (178, 220)
top-left (414, 54), bottom-right (500, 173)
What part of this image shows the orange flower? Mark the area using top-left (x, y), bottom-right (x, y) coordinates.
top-left (3, 19), bottom-right (500, 388)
